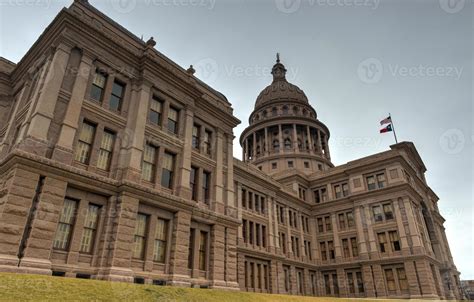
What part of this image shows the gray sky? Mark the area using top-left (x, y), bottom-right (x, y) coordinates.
top-left (1, 0), bottom-right (472, 279)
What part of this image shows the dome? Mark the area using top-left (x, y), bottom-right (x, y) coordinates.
top-left (254, 56), bottom-right (308, 109)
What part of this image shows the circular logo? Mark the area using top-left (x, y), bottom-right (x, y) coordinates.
top-left (439, 0), bottom-right (465, 14)
top-left (439, 128), bottom-right (465, 155)
top-left (275, 0), bottom-right (302, 14)
top-left (357, 57), bottom-right (383, 84)
top-left (109, 0), bottom-right (137, 14)
top-left (194, 58), bottom-right (219, 84)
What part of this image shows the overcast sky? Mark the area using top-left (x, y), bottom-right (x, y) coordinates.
top-left (1, 0), bottom-right (472, 279)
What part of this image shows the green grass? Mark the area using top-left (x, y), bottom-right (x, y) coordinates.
top-left (0, 272), bottom-right (407, 301)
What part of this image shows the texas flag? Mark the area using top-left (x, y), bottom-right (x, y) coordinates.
top-left (380, 116), bottom-right (392, 125)
top-left (380, 123), bottom-right (393, 133)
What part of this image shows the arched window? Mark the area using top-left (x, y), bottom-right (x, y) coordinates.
top-left (262, 110), bottom-right (267, 118)
top-left (282, 106), bottom-right (289, 115)
top-left (272, 107), bottom-right (278, 116)
top-left (293, 106), bottom-right (298, 114)
top-left (302, 109), bottom-right (308, 116)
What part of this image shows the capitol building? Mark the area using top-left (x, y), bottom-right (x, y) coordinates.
top-left (0, 0), bottom-right (464, 299)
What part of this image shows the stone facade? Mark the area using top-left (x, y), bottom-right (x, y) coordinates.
top-left (0, 0), bottom-right (464, 299)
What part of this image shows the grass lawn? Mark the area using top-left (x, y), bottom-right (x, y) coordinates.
top-left (0, 272), bottom-right (411, 301)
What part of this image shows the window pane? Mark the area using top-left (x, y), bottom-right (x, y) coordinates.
top-left (109, 95), bottom-right (122, 111)
top-left (111, 81), bottom-right (124, 97)
top-left (162, 152), bottom-right (174, 170)
top-left (93, 72), bottom-right (106, 88)
top-left (79, 122), bottom-right (96, 144)
top-left (151, 98), bottom-right (162, 112)
top-left (60, 199), bottom-right (77, 224)
top-left (155, 219), bottom-right (167, 241)
top-left (84, 204), bottom-right (100, 229)
top-left (143, 144), bottom-right (156, 163)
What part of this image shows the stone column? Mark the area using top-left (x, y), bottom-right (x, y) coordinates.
top-left (236, 182), bottom-right (243, 240)
top-left (212, 129), bottom-right (225, 214)
top-left (209, 224), bottom-right (226, 288)
top-left (324, 135), bottom-right (331, 160)
top-left (337, 267), bottom-right (347, 297)
top-left (292, 124), bottom-right (298, 152)
top-left (168, 211), bottom-right (192, 286)
top-left (393, 200), bottom-right (409, 255)
top-left (20, 177), bottom-right (67, 273)
top-left (364, 205), bottom-right (378, 259)
top-left (317, 129), bottom-right (322, 153)
top-left (332, 213), bottom-right (342, 261)
top-left (225, 227), bottom-right (239, 288)
top-left (285, 208), bottom-right (292, 258)
top-left (278, 124), bottom-right (283, 154)
top-left (415, 259), bottom-right (439, 299)
top-left (225, 133), bottom-right (236, 218)
top-left (0, 85), bottom-right (26, 155)
top-left (264, 127), bottom-right (269, 155)
top-left (267, 196), bottom-right (275, 253)
top-left (52, 52), bottom-right (93, 163)
top-left (404, 260), bottom-right (422, 298)
top-left (97, 193), bottom-right (139, 282)
top-left (176, 106), bottom-right (194, 200)
top-left (403, 198), bottom-right (423, 254)
top-left (354, 206), bottom-right (369, 259)
top-left (22, 44), bottom-right (71, 156)
top-left (252, 132), bottom-right (256, 159)
top-left (362, 265), bottom-right (376, 298)
top-left (117, 80), bottom-right (151, 183)
top-left (306, 126), bottom-right (313, 152)
top-left (0, 169), bottom-right (40, 271)
top-left (372, 264), bottom-right (387, 298)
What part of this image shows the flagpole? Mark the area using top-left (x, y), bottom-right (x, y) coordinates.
top-left (389, 113), bottom-right (398, 144)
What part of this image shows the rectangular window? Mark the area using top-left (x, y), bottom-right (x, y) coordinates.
top-left (325, 216), bottom-right (332, 231)
top-left (333, 273), bottom-right (339, 295)
top-left (109, 80), bottom-right (125, 111)
top-left (373, 205), bottom-right (383, 222)
top-left (75, 121), bottom-right (96, 164)
top-left (188, 229), bottom-right (195, 269)
top-left (339, 213), bottom-right (346, 229)
top-left (324, 274), bottom-right (331, 294)
top-left (383, 203), bottom-right (394, 220)
top-left (347, 211), bottom-right (355, 228)
top-left (351, 237), bottom-right (358, 257)
top-left (153, 218), bottom-right (168, 263)
top-left (378, 232), bottom-right (388, 253)
top-left (314, 187), bottom-right (328, 203)
top-left (262, 225), bottom-right (266, 248)
top-left (320, 242), bottom-right (327, 261)
top-left (149, 96), bottom-right (163, 126)
top-left (328, 241), bottom-right (335, 259)
top-left (79, 204), bottom-right (100, 253)
top-left (161, 152), bottom-right (175, 189)
top-left (356, 272), bottom-right (364, 293)
top-left (133, 213), bottom-right (148, 259)
top-left (318, 218), bottom-right (324, 233)
top-left (203, 130), bottom-right (212, 155)
top-left (377, 173), bottom-right (386, 188)
top-left (97, 129), bottom-right (115, 171)
top-left (168, 107), bottom-right (179, 134)
top-left (242, 220), bottom-right (247, 243)
top-left (342, 183), bottom-right (349, 197)
top-left (334, 184), bottom-right (342, 199)
top-left (242, 189), bottom-right (247, 208)
top-left (192, 124), bottom-right (200, 149)
top-left (347, 272), bottom-right (355, 294)
top-left (397, 268), bottom-right (408, 291)
top-left (256, 223), bottom-right (261, 246)
top-left (190, 166), bottom-right (198, 201)
top-left (90, 71), bottom-right (107, 102)
top-left (342, 239), bottom-right (350, 258)
top-left (389, 231), bottom-right (401, 251)
top-left (280, 232), bottom-right (286, 253)
top-left (198, 231), bottom-right (207, 270)
top-left (385, 269), bottom-right (396, 292)
top-left (367, 175), bottom-right (376, 190)
top-left (53, 199), bottom-right (77, 250)
top-left (141, 144), bottom-right (157, 182)
top-left (202, 171), bottom-right (211, 203)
